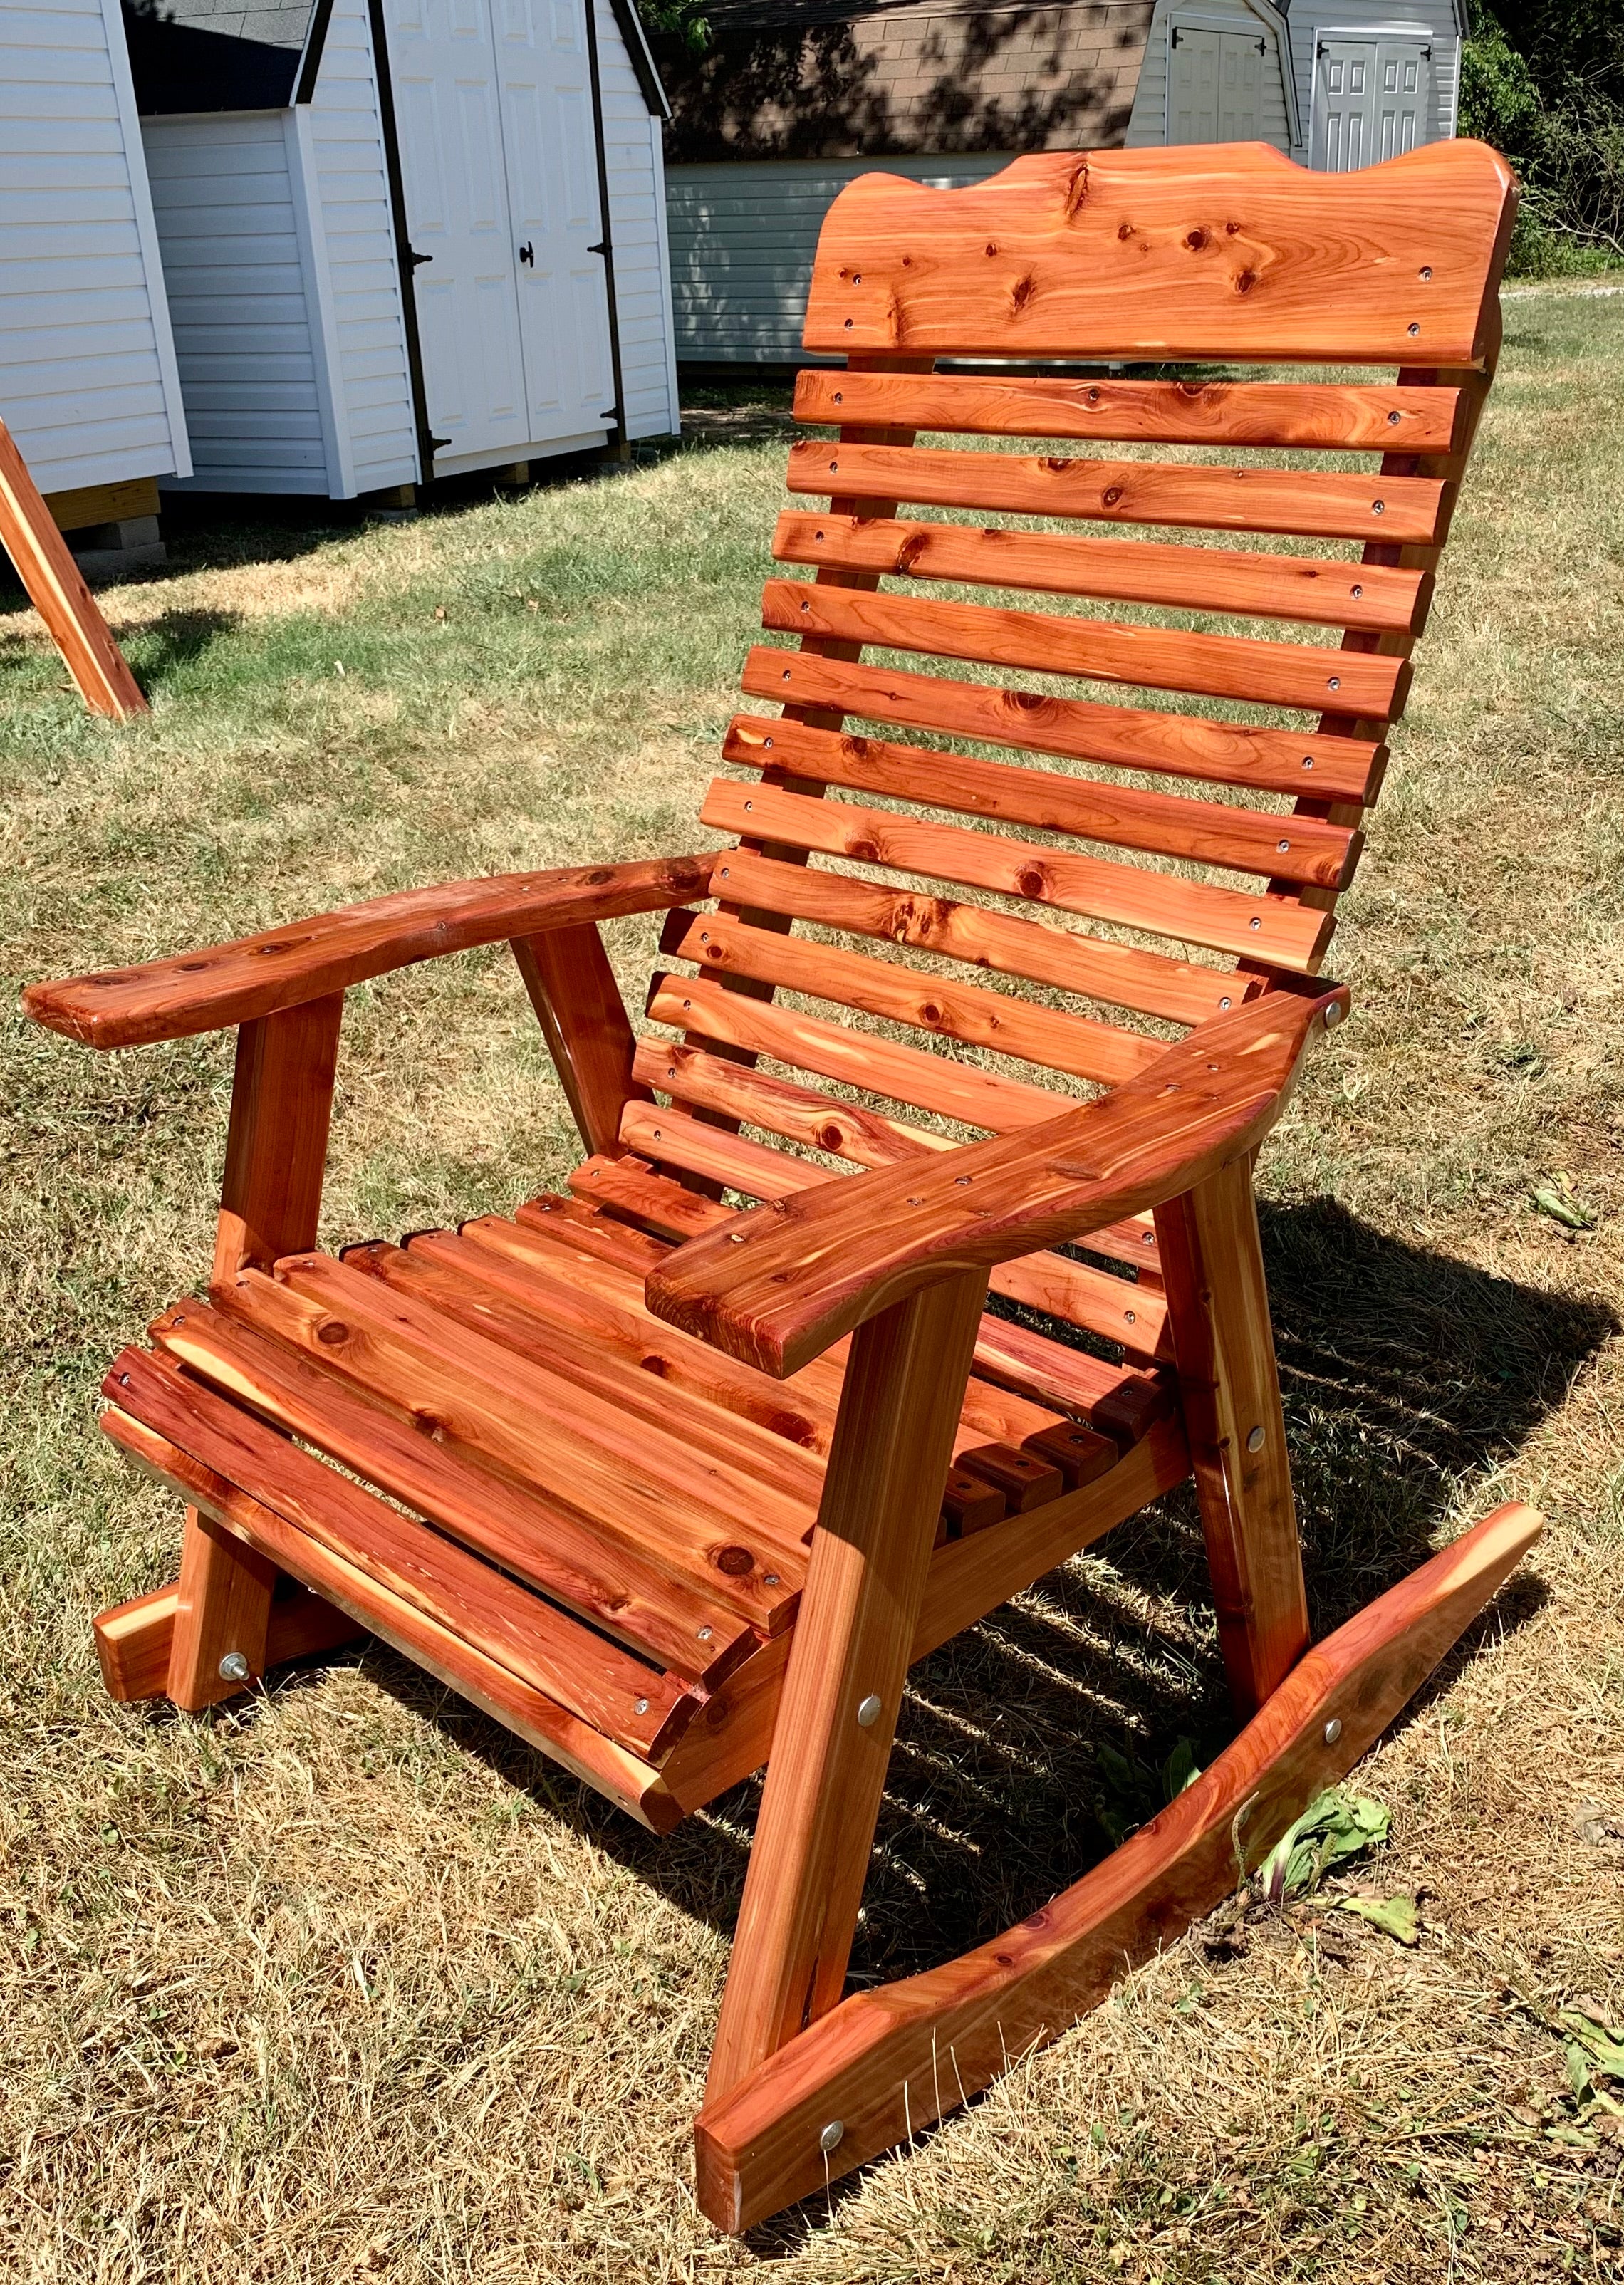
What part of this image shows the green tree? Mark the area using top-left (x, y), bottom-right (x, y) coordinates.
top-left (1463, 3), bottom-right (1624, 271)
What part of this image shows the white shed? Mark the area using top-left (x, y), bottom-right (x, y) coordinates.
top-left (0, 0), bottom-right (189, 556)
top-left (124, 0), bottom-right (679, 501)
top-left (1289, 1), bottom-right (1464, 168)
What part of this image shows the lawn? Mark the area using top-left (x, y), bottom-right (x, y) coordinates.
top-left (2, 284), bottom-right (1622, 2283)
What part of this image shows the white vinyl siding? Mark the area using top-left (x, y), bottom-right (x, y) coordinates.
top-left (1125, 0), bottom-right (1294, 152)
top-left (305, 0), bottom-right (415, 492)
top-left (0, 0), bottom-right (189, 494)
top-left (144, 110), bottom-right (334, 493)
top-left (665, 152), bottom-right (1011, 365)
top-left (595, 0), bottom-right (677, 437)
top-left (1294, 6), bottom-right (1460, 165)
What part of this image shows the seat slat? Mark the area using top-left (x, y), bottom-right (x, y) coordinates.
top-left (661, 912), bottom-right (1162, 1089)
top-left (724, 719), bottom-right (1356, 895)
top-left (761, 578), bottom-right (1405, 720)
top-left (417, 1219), bottom-right (838, 1452)
top-left (227, 1256), bottom-right (814, 1616)
top-left (774, 512), bottom-right (1427, 635)
top-left (741, 649), bottom-right (1384, 804)
top-left (113, 1341), bottom-right (698, 1755)
top-left (618, 1103), bottom-right (1169, 1361)
top-left (702, 779), bottom-right (1332, 970)
top-left (151, 1298), bottom-right (758, 1686)
top-left (787, 440), bottom-right (1447, 546)
top-left (340, 1238), bottom-right (828, 1506)
top-left (792, 370), bottom-right (1463, 452)
top-left (646, 971), bottom-right (1066, 1134)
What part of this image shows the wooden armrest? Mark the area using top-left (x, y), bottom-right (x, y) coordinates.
top-left (21, 853), bottom-right (717, 1048)
top-left (645, 984), bottom-right (1348, 1378)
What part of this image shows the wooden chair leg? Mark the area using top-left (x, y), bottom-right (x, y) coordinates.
top-left (705, 1269), bottom-right (988, 2107)
top-left (161, 995), bottom-right (345, 1708)
top-left (1155, 1155), bottom-right (1310, 1718)
top-left (166, 1506), bottom-right (277, 1709)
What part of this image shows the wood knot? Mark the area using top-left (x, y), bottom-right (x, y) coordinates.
top-left (1234, 269), bottom-right (1257, 295)
top-left (920, 1002), bottom-right (942, 1024)
top-left (638, 1354), bottom-right (669, 1376)
top-left (849, 838), bottom-right (880, 863)
top-left (1017, 867), bottom-right (1047, 897)
top-left (818, 1125), bottom-right (845, 1152)
top-left (1185, 227), bottom-right (1207, 251)
top-left (715, 1544), bottom-right (756, 1576)
top-left (984, 240), bottom-right (997, 257)
top-left (1009, 275), bottom-right (1034, 311)
top-left (583, 868), bottom-right (613, 885)
top-left (315, 1319), bottom-right (349, 1346)
top-left (1116, 219), bottom-right (1133, 241)
top-left (1101, 485), bottom-right (1123, 507)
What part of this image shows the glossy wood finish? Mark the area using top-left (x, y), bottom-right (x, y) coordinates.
top-left (24, 855), bottom-right (716, 1048)
top-left (773, 511), bottom-right (1429, 635)
top-left (165, 1503), bottom-right (277, 1712)
top-left (801, 143), bottom-right (1516, 364)
top-left (761, 577), bottom-right (1406, 718)
top-left (646, 989), bottom-right (1342, 1377)
top-left (722, 719), bottom-right (1358, 894)
top-left (1156, 1158), bottom-right (1308, 1715)
top-left (740, 649), bottom-right (1386, 804)
top-left (511, 922), bottom-right (649, 1160)
top-left (0, 415), bottom-right (148, 719)
top-left (212, 994), bottom-right (343, 1282)
top-left (94, 1579), bottom-right (363, 1702)
top-left (695, 1501), bottom-right (1543, 2229)
top-left (707, 1270), bottom-right (988, 2103)
top-left (701, 779), bottom-right (1332, 971)
top-left (791, 369), bottom-right (1463, 452)
top-left (787, 441), bottom-right (1445, 547)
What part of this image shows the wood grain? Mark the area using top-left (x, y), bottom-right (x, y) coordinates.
top-left (702, 779), bottom-right (1332, 971)
top-left (0, 415), bottom-right (148, 718)
top-left (740, 650), bottom-right (1385, 805)
top-left (695, 1501), bottom-right (1542, 2228)
top-left (93, 1579), bottom-right (363, 1703)
top-left (791, 370), bottom-right (1463, 452)
top-left (771, 511), bottom-right (1428, 635)
top-left (786, 441), bottom-right (1445, 547)
top-left (24, 854), bottom-right (715, 1049)
top-left (760, 576), bottom-right (1405, 719)
top-left (801, 142), bottom-right (1516, 365)
top-left (511, 922), bottom-right (649, 1160)
top-left (212, 994), bottom-right (343, 1283)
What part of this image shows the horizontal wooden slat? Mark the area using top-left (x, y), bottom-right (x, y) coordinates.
top-left (662, 912), bottom-right (1160, 1088)
top-left (793, 370), bottom-right (1463, 452)
top-left (702, 779), bottom-right (1332, 970)
top-left (723, 718), bottom-right (1356, 894)
top-left (787, 441), bottom-right (1447, 545)
top-left (647, 972), bottom-right (1066, 1134)
top-left (741, 650), bottom-right (1384, 804)
top-left (618, 1103), bottom-right (1169, 1361)
top-left (761, 576), bottom-right (1405, 719)
top-left (773, 511), bottom-right (1427, 635)
top-left (108, 1344), bottom-right (696, 1758)
top-left (103, 1402), bottom-right (680, 1831)
top-left (800, 144), bottom-right (1512, 365)
top-left (152, 1298), bottom-right (756, 1687)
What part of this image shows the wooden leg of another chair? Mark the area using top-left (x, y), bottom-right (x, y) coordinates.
top-left (705, 1269), bottom-right (989, 2108)
top-left (166, 1506), bottom-right (277, 1710)
top-left (1156, 1155), bottom-right (1309, 1719)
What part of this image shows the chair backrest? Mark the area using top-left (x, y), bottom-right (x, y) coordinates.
top-left (637, 142), bottom-right (1516, 1360)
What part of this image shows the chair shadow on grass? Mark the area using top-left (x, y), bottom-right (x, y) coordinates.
top-left (337, 1194), bottom-right (1610, 2217)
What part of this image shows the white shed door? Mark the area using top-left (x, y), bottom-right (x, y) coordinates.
top-left (385, 0), bottom-right (613, 464)
top-left (1312, 36), bottom-right (1432, 170)
top-left (1167, 25), bottom-right (1267, 145)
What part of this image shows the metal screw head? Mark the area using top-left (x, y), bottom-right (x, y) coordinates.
top-left (218, 1651), bottom-right (251, 1683)
top-left (1246, 1425), bottom-right (1266, 1454)
top-left (696, 1625), bottom-right (713, 1643)
top-left (1323, 1717), bottom-right (1343, 1746)
top-left (856, 1693), bottom-right (883, 1728)
top-left (764, 1572), bottom-right (781, 1587)
top-left (819, 2119), bottom-right (845, 2153)
top-left (1324, 1000), bottom-right (1343, 1027)
top-left (635, 1697), bottom-right (650, 1716)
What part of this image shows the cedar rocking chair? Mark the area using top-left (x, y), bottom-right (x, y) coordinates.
top-left (29, 140), bottom-right (1541, 2231)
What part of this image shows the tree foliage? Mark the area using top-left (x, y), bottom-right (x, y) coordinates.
top-left (1463, 1), bottom-right (1624, 271)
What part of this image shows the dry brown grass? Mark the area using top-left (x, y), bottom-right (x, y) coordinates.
top-left (3, 293), bottom-right (1623, 2282)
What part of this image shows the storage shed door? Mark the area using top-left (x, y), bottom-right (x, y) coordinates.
top-left (1311, 34), bottom-right (1432, 170)
top-left (1167, 24), bottom-right (1267, 144)
top-left (385, 0), bottom-right (614, 466)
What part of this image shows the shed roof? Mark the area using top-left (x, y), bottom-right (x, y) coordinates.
top-left (655, 0), bottom-right (1152, 164)
top-left (122, 0), bottom-right (670, 117)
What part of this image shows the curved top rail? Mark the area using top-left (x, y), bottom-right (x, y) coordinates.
top-left (803, 141), bottom-right (1517, 367)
